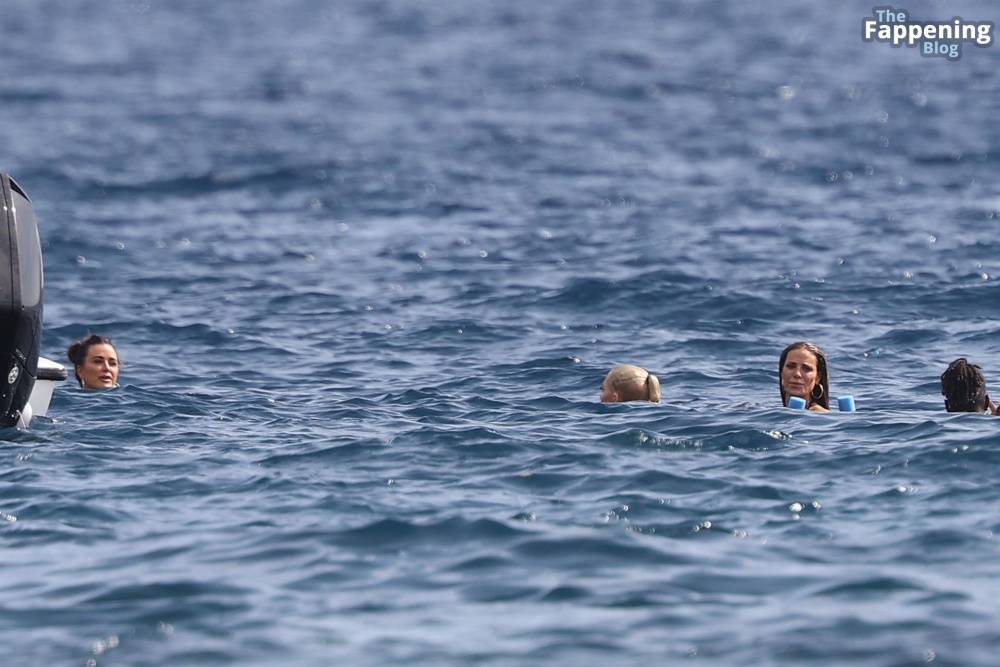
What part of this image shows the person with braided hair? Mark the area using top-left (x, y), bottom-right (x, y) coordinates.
top-left (600, 365), bottom-right (661, 403)
top-left (940, 358), bottom-right (999, 414)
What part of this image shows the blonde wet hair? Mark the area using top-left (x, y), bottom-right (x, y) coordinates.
top-left (602, 365), bottom-right (661, 403)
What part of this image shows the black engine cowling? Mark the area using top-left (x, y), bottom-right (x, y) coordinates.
top-left (0, 173), bottom-right (43, 426)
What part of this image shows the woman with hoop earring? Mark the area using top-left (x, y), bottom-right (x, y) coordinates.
top-left (778, 341), bottom-right (830, 412)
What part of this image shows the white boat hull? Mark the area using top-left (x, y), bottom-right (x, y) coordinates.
top-left (21, 356), bottom-right (67, 428)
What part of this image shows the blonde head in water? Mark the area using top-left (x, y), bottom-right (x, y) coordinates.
top-left (601, 365), bottom-right (661, 403)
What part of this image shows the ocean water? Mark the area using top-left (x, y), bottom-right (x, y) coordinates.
top-left (2, 0), bottom-right (1000, 664)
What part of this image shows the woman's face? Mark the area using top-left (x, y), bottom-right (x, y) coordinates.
top-left (782, 348), bottom-right (819, 403)
top-left (77, 343), bottom-right (119, 389)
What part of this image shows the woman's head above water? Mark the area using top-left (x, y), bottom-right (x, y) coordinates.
top-left (601, 365), bottom-right (661, 403)
top-left (67, 335), bottom-right (120, 389)
top-left (779, 341), bottom-right (830, 411)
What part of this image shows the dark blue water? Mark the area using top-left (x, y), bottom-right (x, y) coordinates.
top-left (2, 0), bottom-right (1000, 664)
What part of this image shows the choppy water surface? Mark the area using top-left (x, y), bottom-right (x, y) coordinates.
top-left (2, 0), bottom-right (1000, 664)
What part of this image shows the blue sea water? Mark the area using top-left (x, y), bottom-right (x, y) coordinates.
top-left (2, 0), bottom-right (1000, 664)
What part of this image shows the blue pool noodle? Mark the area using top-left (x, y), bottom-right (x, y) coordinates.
top-left (837, 395), bottom-right (856, 412)
top-left (787, 396), bottom-right (807, 410)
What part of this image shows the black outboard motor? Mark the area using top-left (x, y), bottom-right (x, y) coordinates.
top-left (0, 173), bottom-right (43, 427)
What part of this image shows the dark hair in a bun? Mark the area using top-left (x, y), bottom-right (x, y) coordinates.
top-left (67, 334), bottom-right (117, 387)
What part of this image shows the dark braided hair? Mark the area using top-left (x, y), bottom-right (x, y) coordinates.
top-left (940, 358), bottom-right (988, 412)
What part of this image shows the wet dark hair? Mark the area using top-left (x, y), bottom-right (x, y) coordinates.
top-left (778, 341), bottom-right (830, 410)
top-left (67, 334), bottom-right (118, 387)
top-left (940, 358), bottom-right (988, 413)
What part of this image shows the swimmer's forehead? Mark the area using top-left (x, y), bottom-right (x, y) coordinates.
top-left (784, 349), bottom-right (817, 364)
top-left (86, 344), bottom-right (118, 359)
